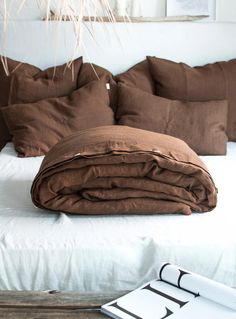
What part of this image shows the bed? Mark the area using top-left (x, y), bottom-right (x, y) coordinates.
top-left (0, 141), bottom-right (235, 291)
top-left (0, 21), bottom-right (236, 291)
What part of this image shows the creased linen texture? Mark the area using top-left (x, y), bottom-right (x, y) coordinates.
top-left (147, 56), bottom-right (236, 141)
top-left (116, 84), bottom-right (228, 155)
top-left (0, 56), bottom-right (40, 150)
top-left (32, 126), bottom-right (217, 216)
top-left (2, 80), bottom-right (114, 157)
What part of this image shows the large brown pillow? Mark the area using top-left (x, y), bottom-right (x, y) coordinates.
top-left (2, 80), bottom-right (114, 157)
top-left (116, 84), bottom-right (228, 155)
top-left (77, 62), bottom-right (112, 87)
top-left (115, 59), bottom-right (155, 94)
top-left (9, 57), bottom-right (83, 104)
top-left (147, 56), bottom-right (236, 141)
top-left (0, 57), bottom-right (40, 150)
top-left (77, 62), bottom-right (117, 111)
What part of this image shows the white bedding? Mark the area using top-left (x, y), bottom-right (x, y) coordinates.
top-left (0, 142), bottom-right (235, 291)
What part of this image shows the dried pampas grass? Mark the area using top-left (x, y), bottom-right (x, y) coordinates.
top-left (0, 0), bottom-right (121, 74)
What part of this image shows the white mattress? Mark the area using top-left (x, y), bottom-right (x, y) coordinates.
top-left (0, 142), bottom-right (235, 291)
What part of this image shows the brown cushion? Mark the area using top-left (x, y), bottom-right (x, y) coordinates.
top-left (77, 62), bottom-right (112, 87)
top-left (2, 80), bottom-right (114, 157)
top-left (9, 57), bottom-right (83, 104)
top-left (116, 84), bottom-right (228, 155)
top-left (77, 62), bottom-right (117, 111)
top-left (147, 56), bottom-right (236, 141)
top-left (0, 57), bottom-right (40, 150)
top-left (115, 59), bottom-right (155, 94)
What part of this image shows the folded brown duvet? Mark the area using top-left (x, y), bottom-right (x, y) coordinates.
top-left (31, 126), bottom-right (217, 215)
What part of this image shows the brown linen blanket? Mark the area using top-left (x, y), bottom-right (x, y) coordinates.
top-left (31, 126), bottom-right (217, 215)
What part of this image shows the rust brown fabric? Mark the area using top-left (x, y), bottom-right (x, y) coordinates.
top-left (77, 62), bottom-right (117, 111)
top-left (116, 84), bottom-right (228, 155)
top-left (31, 126), bottom-right (217, 216)
top-left (115, 59), bottom-right (155, 94)
top-left (9, 57), bottom-right (83, 104)
top-left (147, 56), bottom-right (236, 141)
top-left (0, 56), bottom-right (40, 150)
top-left (2, 80), bottom-right (114, 157)
top-left (77, 62), bottom-right (112, 87)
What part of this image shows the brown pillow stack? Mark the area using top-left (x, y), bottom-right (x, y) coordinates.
top-left (0, 57), bottom-right (40, 150)
top-left (1, 57), bottom-right (119, 156)
top-left (1, 55), bottom-right (234, 157)
top-left (147, 56), bottom-right (236, 141)
top-left (0, 57), bottom-right (83, 151)
top-left (116, 84), bottom-right (228, 155)
top-left (2, 80), bottom-right (114, 157)
top-left (9, 57), bottom-right (83, 104)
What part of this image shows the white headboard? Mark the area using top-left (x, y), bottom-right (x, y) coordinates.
top-left (1, 21), bottom-right (236, 74)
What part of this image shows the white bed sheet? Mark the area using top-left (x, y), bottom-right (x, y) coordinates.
top-left (0, 142), bottom-right (235, 291)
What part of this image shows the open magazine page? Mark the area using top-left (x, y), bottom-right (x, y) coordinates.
top-left (102, 280), bottom-right (196, 319)
top-left (167, 297), bottom-right (236, 319)
top-left (101, 263), bottom-right (236, 319)
top-left (160, 263), bottom-right (236, 311)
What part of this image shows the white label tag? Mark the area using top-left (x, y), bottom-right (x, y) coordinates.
top-left (106, 83), bottom-right (110, 90)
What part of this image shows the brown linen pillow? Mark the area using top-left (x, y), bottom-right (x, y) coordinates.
top-left (116, 84), bottom-right (228, 155)
top-left (77, 62), bottom-right (112, 87)
top-left (2, 80), bottom-right (114, 157)
top-left (9, 57), bottom-right (83, 104)
top-left (0, 56), bottom-right (40, 150)
top-left (147, 56), bottom-right (236, 141)
top-left (77, 62), bottom-right (117, 111)
top-left (115, 59), bottom-right (155, 94)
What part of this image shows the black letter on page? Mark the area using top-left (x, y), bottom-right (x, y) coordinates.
top-left (177, 270), bottom-right (190, 288)
top-left (177, 269), bottom-right (200, 298)
top-left (161, 307), bottom-right (173, 319)
top-left (159, 263), bottom-right (199, 298)
top-left (109, 302), bottom-right (143, 319)
top-left (142, 284), bottom-right (189, 307)
top-left (109, 301), bottom-right (173, 319)
top-left (159, 263), bottom-right (170, 281)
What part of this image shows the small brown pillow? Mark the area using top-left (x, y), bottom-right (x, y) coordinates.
top-left (115, 59), bottom-right (155, 94)
top-left (9, 57), bottom-right (83, 104)
top-left (116, 84), bottom-right (228, 155)
top-left (0, 56), bottom-right (40, 150)
top-left (2, 80), bottom-right (114, 157)
top-left (147, 56), bottom-right (236, 141)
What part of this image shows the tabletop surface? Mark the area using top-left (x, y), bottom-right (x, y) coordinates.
top-left (0, 290), bottom-right (127, 319)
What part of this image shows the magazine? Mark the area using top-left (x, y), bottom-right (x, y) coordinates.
top-left (101, 263), bottom-right (236, 319)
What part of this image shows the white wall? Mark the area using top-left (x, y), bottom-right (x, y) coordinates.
top-left (1, 21), bottom-right (236, 74)
top-left (140, 1), bottom-right (166, 18)
top-left (0, 1), bottom-right (236, 75)
top-left (0, 0), bottom-right (44, 20)
top-left (0, 0), bottom-right (236, 21)
top-left (155, 0), bottom-right (236, 21)
top-left (216, 0), bottom-right (236, 21)
top-left (143, 0), bottom-right (236, 21)
top-left (0, 0), bottom-right (115, 20)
